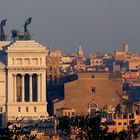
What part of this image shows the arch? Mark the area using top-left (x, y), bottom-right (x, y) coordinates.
top-left (88, 101), bottom-right (99, 116)
top-left (88, 102), bottom-right (98, 109)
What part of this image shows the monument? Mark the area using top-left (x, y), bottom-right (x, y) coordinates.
top-left (11, 17), bottom-right (32, 41)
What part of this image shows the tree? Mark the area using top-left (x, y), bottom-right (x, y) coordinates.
top-left (57, 115), bottom-right (108, 140)
top-left (7, 117), bottom-right (37, 140)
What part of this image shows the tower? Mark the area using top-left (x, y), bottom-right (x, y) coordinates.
top-left (122, 43), bottom-right (128, 54)
top-left (77, 45), bottom-right (84, 57)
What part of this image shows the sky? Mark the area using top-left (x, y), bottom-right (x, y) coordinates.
top-left (0, 0), bottom-right (140, 54)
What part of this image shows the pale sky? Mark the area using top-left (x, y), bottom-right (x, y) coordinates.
top-left (0, 0), bottom-right (140, 54)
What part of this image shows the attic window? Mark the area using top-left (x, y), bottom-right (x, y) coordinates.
top-left (91, 87), bottom-right (96, 93)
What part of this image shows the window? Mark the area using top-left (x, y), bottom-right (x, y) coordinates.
top-left (34, 107), bottom-right (37, 112)
top-left (0, 107), bottom-right (2, 112)
top-left (32, 58), bottom-right (38, 65)
top-left (12, 58), bottom-right (15, 65)
top-left (124, 122), bottom-right (127, 125)
top-left (68, 112), bottom-right (70, 116)
top-left (26, 107), bottom-right (28, 112)
top-left (49, 66), bottom-right (53, 71)
top-left (18, 107), bottom-right (21, 112)
top-left (91, 75), bottom-right (95, 78)
top-left (17, 58), bottom-right (22, 65)
top-left (40, 58), bottom-right (42, 65)
top-left (12, 116), bottom-right (15, 119)
top-left (25, 58), bottom-right (29, 65)
top-left (91, 87), bottom-right (96, 93)
top-left (54, 67), bottom-right (57, 74)
top-left (118, 122), bottom-right (122, 125)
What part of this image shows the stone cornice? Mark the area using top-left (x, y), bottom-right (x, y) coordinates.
top-left (7, 102), bottom-right (47, 106)
top-left (7, 66), bottom-right (47, 71)
top-left (8, 51), bottom-right (47, 53)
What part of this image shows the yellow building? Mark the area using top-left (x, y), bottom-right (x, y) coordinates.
top-left (56, 107), bottom-right (76, 117)
top-left (46, 55), bottom-right (61, 86)
top-left (54, 72), bottom-right (123, 116)
top-left (107, 112), bottom-right (140, 132)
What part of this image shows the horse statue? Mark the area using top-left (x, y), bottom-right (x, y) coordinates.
top-left (11, 17), bottom-right (32, 41)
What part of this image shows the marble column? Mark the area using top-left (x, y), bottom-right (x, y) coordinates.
top-left (22, 74), bottom-right (25, 102)
top-left (42, 73), bottom-right (46, 102)
top-left (40, 74), bottom-right (42, 102)
top-left (30, 74), bottom-right (33, 102)
top-left (37, 73), bottom-right (40, 102)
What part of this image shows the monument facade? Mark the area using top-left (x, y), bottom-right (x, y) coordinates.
top-left (0, 40), bottom-right (49, 124)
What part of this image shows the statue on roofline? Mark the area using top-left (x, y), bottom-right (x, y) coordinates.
top-left (11, 17), bottom-right (32, 41)
top-left (24, 17), bottom-right (32, 33)
top-left (0, 19), bottom-right (7, 41)
top-left (11, 29), bottom-right (19, 42)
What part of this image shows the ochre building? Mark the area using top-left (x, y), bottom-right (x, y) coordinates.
top-left (54, 72), bottom-right (123, 116)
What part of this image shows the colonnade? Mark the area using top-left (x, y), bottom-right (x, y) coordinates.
top-left (13, 73), bottom-right (42, 102)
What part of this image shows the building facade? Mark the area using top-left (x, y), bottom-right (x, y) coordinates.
top-left (0, 40), bottom-right (49, 124)
top-left (54, 72), bottom-right (123, 116)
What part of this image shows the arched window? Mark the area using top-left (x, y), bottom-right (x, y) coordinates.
top-left (88, 102), bottom-right (98, 116)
